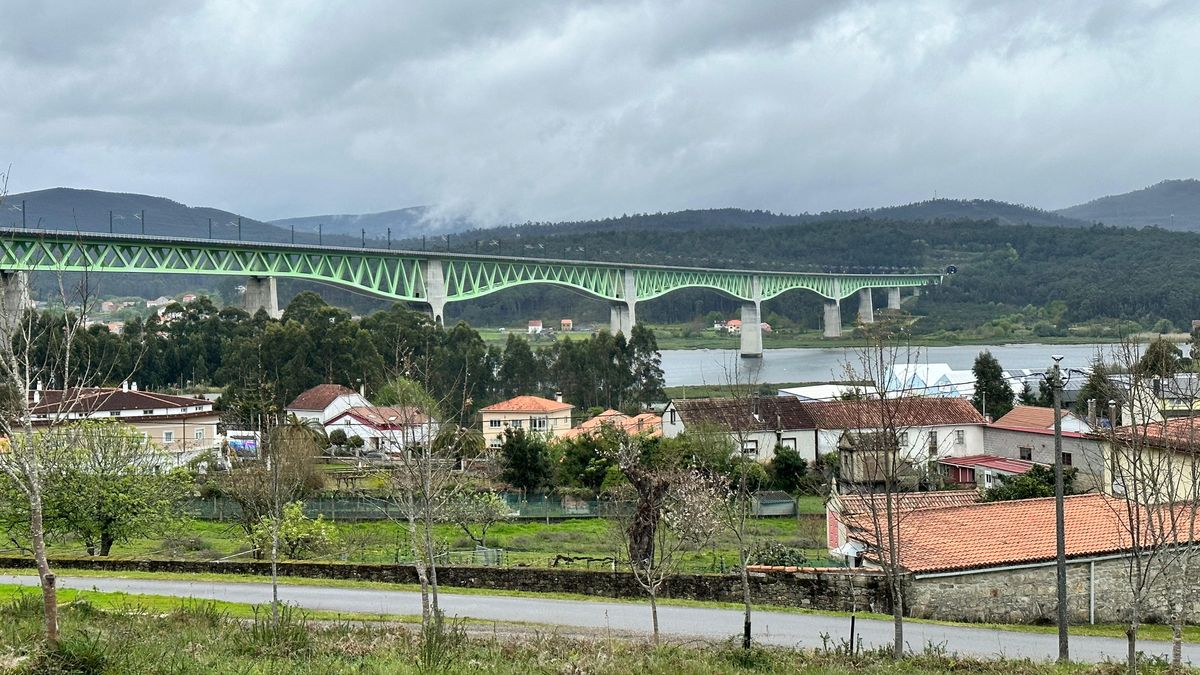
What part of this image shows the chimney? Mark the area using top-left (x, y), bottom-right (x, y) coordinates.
top-left (555, 391), bottom-right (563, 403)
top-left (1087, 398), bottom-right (1097, 427)
top-left (131, 382), bottom-right (138, 392)
top-left (32, 388), bottom-right (40, 405)
top-left (121, 380), bottom-right (129, 392)
top-left (359, 383), bottom-right (365, 397)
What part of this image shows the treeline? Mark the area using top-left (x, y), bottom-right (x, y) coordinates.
top-left (26, 292), bottom-right (665, 418)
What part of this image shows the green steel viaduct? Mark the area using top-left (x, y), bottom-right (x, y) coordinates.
top-left (0, 228), bottom-right (943, 357)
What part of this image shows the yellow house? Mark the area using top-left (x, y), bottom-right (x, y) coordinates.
top-left (1105, 417), bottom-right (1200, 502)
top-left (480, 395), bottom-right (574, 449)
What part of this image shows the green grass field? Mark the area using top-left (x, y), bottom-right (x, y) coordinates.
top-left (28, 514), bottom-right (831, 572)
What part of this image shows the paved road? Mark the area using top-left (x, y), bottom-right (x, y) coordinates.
top-left (3, 574), bottom-right (1193, 665)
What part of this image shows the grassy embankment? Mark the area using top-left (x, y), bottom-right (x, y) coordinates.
top-left (27, 506), bottom-right (830, 572)
top-left (0, 591), bottom-right (1192, 674)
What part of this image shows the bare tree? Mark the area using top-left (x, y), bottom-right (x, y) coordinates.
top-left (0, 195), bottom-right (119, 646)
top-left (1102, 339), bottom-right (1194, 674)
top-left (607, 437), bottom-right (722, 644)
top-left (364, 374), bottom-right (481, 628)
top-left (837, 318), bottom-right (934, 660)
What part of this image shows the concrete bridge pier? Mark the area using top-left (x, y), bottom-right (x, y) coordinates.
top-left (887, 287), bottom-right (902, 310)
top-left (857, 288), bottom-right (874, 324)
top-left (740, 301), bottom-right (762, 358)
top-left (0, 271), bottom-right (29, 336)
top-left (609, 302), bottom-right (635, 336)
top-left (822, 299), bottom-right (842, 338)
top-left (422, 259), bottom-right (447, 325)
top-left (243, 276), bottom-right (281, 319)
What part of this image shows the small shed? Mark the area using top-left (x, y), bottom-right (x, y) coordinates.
top-left (752, 490), bottom-right (796, 516)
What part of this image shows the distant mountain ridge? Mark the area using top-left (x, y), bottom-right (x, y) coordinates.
top-left (270, 205), bottom-right (470, 240)
top-left (1055, 179), bottom-right (1200, 230)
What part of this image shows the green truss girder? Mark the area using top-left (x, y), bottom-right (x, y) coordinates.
top-left (0, 234), bottom-right (428, 301)
top-left (442, 259), bottom-right (624, 301)
top-left (0, 230), bottom-right (942, 305)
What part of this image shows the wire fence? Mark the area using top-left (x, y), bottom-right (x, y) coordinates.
top-left (184, 493), bottom-right (611, 523)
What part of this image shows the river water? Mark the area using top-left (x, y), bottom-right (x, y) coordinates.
top-left (659, 343), bottom-right (1117, 388)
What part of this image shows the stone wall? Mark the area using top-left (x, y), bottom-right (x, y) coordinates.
top-left (909, 555), bottom-right (1199, 625)
top-left (0, 557), bottom-right (891, 613)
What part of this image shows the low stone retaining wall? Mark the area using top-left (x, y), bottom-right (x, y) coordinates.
top-left (0, 557), bottom-right (891, 613)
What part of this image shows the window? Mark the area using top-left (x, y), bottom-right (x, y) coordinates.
top-left (668, 409), bottom-right (677, 424)
top-left (928, 430), bottom-right (938, 446)
top-left (779, 437), bottom-right (797, 450)
top-left (531, 417), bottom-right (548, 431)
top-left (163, 431), bottom-right (174, 443)
top-left (143, 409), bottom-right (155, 415)
top-left (897, 431), bottom-right (909, 446)
top-left (1063, 452), bottom-right (1073, 466)
top-left (109, 411), bottom-right (121, 417)
top-left (489, 419), bottom-right (501, 428)
top-left (1019, 446), bottom-right (1033, 461)
top-left (488, 438), bottom-right (502, 449)
top-left (511, 420), bottom-right (523, 429)
top-left (194, 428), bottom-right (204, 440)
top-left (984, 471), bottom-right (994, 487)
top-left (741, 440), bottom-right (759, 456)
top-left (954, 430), bottom-right (965, 444)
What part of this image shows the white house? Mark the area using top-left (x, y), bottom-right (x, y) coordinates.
top-left (324, 405), bottom-right (437, 455)
top-left (662, 396), bottom-right (819, 463)
top-left (805, 397), bottom-right (988, 460)
top-left (285, 384), bottom-right (370, 426)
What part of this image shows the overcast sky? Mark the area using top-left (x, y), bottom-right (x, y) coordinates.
top-left (2, 0), bottom-right (1198, 224)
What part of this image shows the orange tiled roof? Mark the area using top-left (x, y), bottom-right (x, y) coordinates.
top-left (560, 409), bottom-right (662, 439)
top-left (331, 405), bottom-right (431, 429)
top-left (1115, 417), bottom-right (1200, 450)
top-left (992, 405), bottom-right (1058, 430)
top-left (481, 395), bottom-right (573, 414)
top-left (835, 489), bottom-right (978, 517)
top-left (846, 493), bottom-right (1196, 574)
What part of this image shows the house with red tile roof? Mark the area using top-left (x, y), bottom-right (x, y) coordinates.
top-left (825, 486), bottom-right (978, 556)
top-left (560, 409), bottom-right (661, 440)
top-left (842, 493), bottom-right (1200, 624)
top-left (29, 382), bottom-right (220, 467)
top-left (285, 384), bottom-right (369, 426)
top-left (937, 454), bottom-right (1035, 489)
top-left (985, 404), bottom-right (1107, 492)
top-left (480, 395), bottom-right (574, 448)
top-left (325, 405), bottom-right (437, 455)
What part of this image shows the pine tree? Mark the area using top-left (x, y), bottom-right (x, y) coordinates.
top-left (971, 350), bottom-right (1014, 420)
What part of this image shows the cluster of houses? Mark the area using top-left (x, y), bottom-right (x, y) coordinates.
top-left (712, 318), bottom-right (771, 335)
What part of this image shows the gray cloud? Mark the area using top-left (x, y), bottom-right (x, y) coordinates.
top-left (2, 0), bottom-right (1199, 224)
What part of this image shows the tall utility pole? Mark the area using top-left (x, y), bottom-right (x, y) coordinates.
top-left (109, 210), bottom-right (113, 233)
top-left (140, 209), bottom-right (145, 234)
top-left (1050, 356), bottom-right (1068, 663)
top-left (237, 217), bottom-right (242, 241)
top-left (208, 218), bottom-right (212, 239)
top-left (318, 223), bottom-right (323, 246)
top-left (387, 227), bottom-right (391, 249)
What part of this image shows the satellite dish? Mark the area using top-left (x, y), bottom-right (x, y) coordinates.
top-left (945, 264), bottom-right (958, 274)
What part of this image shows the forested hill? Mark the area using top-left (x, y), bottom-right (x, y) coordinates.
top-left (1056, 179), bottom-right (1200, 230)
top-left (0, 187), bottom-right (363, 246)
top-left (442, 200), bottom-right (1085, 243)
top-left (427, 217), bottom-right (1200, 333)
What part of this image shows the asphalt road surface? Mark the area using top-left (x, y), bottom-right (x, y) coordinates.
top-left (3, 574), bottom-right (1193, 665)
